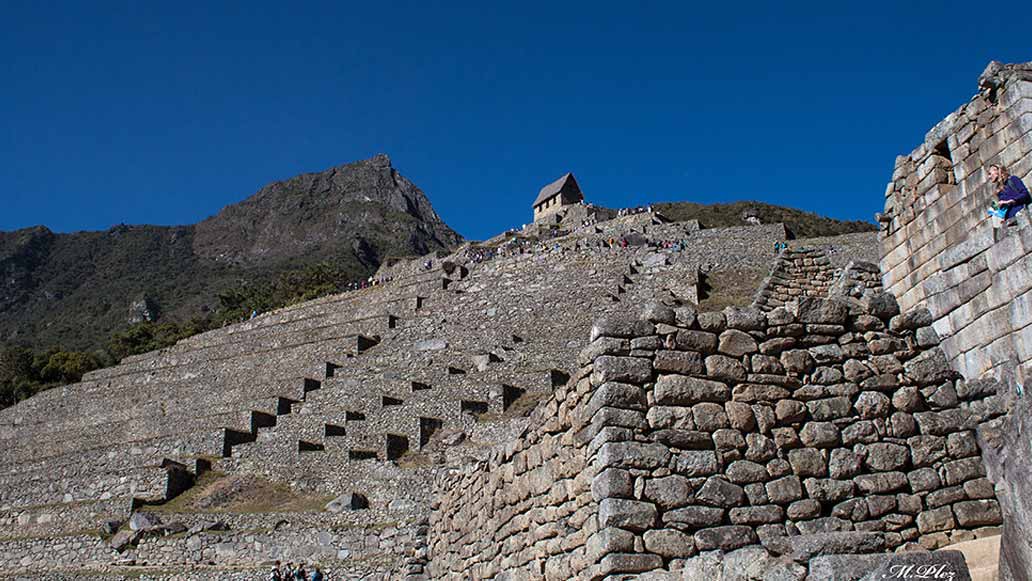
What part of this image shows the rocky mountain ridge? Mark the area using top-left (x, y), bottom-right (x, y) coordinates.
top-left (0, 154), bottom-right (463, 350)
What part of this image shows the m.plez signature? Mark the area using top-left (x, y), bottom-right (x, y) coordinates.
top-left (885, 562), bottom-right (959, 580)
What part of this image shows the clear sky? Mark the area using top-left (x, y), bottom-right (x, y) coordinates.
top-left (1, 1), bottom-right (1028, 240)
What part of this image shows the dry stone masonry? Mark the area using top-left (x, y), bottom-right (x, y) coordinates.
top-left (880, 61), bottom-right (1032, 387)
top-left (753, 247), bottom-right (882, 312)
top-left (429, 291), bottom-right (1005, 579)
top-left (880, 60), bottom-right (1032, 581)
top-left (0, 195), bottom-right (840, 579)
top-left (6, 60), bottom-right (1030, 581)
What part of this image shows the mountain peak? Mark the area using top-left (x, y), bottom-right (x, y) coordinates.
top-left (193, 156), bottom-right (461, 263)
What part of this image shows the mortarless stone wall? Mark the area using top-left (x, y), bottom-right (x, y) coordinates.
top-left (879, 61), bottom-right (1032, 387)
top-left (429, 293), bottom-right (1006, 579)
top-left (428, 367), bottom-right (596, 579)
top-left (879, 61), bottom-right (1032, 581)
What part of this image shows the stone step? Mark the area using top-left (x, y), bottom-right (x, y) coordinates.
top-left (0, 430), bottom-right (223, 484)
top-left (2, 408), bottom-right (261, 464)
top-left (0, 464), bottom-right (177, 509)
top-left (90, 317), bottom-right (396, 383)
top-left (0, 497), bottom-right (131, 540)
top-left (0, 375), bottom-right (310, 442)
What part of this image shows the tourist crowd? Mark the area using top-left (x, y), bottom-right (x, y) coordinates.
top-left (269, 561), bottom-right (324, 581)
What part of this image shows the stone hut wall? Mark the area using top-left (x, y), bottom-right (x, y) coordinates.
top-left (879, 62), bottom-right (1032, 387)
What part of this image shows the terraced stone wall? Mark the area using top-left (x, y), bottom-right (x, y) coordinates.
top-left (428, 368), bottom-right (597, 579)
top-left (428, 295), bottom-right (1006, 579)
top-left (753, 248), bottom-right (882, 312)
top-left (575, 298), bottom-right (1004, 577)
top-left (0, 511), bottom-right (422, 578)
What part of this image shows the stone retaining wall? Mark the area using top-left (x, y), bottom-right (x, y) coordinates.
top-left (575, 298), bottom-right (1004, 578)
top-left (0, 515), bottom-right (421, 579)
top-left (880, 60), bottom-right (1032, 581)
top-left (428, 293), bottom-right (1006, 579)
top-left (428, 369), bottom-right (596, 579)
top-left (753, 248), bottom-right (882, 312)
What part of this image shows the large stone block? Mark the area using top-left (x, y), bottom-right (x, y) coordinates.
top-left (803, 478), bottom-right (855, 503)
top-left (862, 442), bottom-right (910, 472)
top-left (952, 499), bottom-right (1002, 526)
top-left (766, 531), bottom-right (886, 562)
top-left (597, 553), bottom-right (664, 575)
top-left (674, 451), bottom-right (720, 477)
top-left (731, 384), bottom-right (791, 403)
top-left (591, 317), bottom-right (657, 341)
top-left (642, 528), bottom-right (694, 559)
top-left (799, 422), bottom-right (841, 448)
top-left (718, 329), bottom-right (759, 357)
top-left (654, 375), bottom-right (728, 405)
top-left (584, 382), bottom-right (646, 418)
top-left (586, 527), bottom-right (636, 559)
top-left (643, 475), bottom-right (693, 511)
top-left (916, 506), bottom-right (955, 533)
top-left (591, 356), bottom-right (653, 385)
top-left (724, 306), bottom-right (766, 330)
top-left (592, 468), bottom-right (634, 501)
top-left (791, 297), bottom-right (849, 324)
top-left (654, 350), bottom-right (705, 375)
top-left (653, 429), bottom-right (711, 450)
top-left (663, 505), bottom-right (724, 527)
top-left (890, 307), bottom-right (935, 332)
top-left (729, 504), bottom-right (783, 525)
top-left (913, 409), bottom-right (971, 436)
top-left (766, 475), bottom-right (804, 504)
top-left (693, 525), bottom-right (756, 551)
top-left (674, 330), bottom-right (719, 353)
top-left (788, 448), bottom-right (827, 478)
top-left (692, 402), bottom-right (729, 431)
top-left (725, 460), bottom-right (768, 484)
top-left (828, 449), bottom-right (862, 479)
top-left (854, 472), bottom-right (908, 494)
top-left (704, 355), bottom-right (748, 382)
top-left (942, 457), bottom-right (986, 485)
top-left (806, 396), bottom-right (853, 421)
top-left (939, 231), bottom-right (993, 271)
top-left (696, 476), bottom-right (746, 507)
top-left (598, 498), bottom-right (658, 531)
top-left (597, 442), bottom-right (670, 471)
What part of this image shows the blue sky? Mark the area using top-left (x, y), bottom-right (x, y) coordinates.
top-left (1, 1), bottom-right (1028, 240)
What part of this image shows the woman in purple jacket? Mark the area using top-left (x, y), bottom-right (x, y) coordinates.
top-left (989, 164), bottom-right (1031, 222)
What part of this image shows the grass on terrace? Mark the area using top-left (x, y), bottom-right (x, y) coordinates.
top-left (150, 472), bottom-right (333, 514)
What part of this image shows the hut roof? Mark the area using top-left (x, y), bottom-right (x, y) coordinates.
top-left (533, 173), bottom-right (582, 207)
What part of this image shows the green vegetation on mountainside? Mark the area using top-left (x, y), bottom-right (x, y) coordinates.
top-left (655, 201), bottom-right (877, 238)
top-left (0, 261), bottom-right (374, 410)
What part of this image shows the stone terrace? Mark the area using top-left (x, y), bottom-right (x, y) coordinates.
top-left (0, 217), bottom-right (876, 578)
top-left (430, 295), bottom-right (1005, 579)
